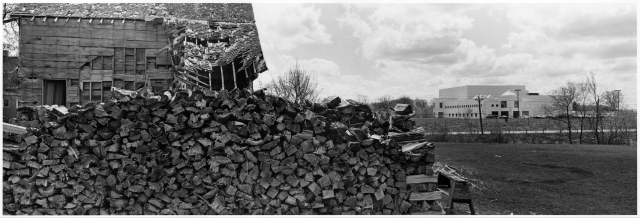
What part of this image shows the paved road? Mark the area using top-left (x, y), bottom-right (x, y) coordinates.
top-left (426, 129), bottom-right (637, 135)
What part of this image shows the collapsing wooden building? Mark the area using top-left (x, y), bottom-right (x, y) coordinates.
top-left (8, 3), bottom-right (267, 112)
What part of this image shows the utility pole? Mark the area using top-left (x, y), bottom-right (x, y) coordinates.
top-left (473, 94), bottom-right (489, 135)
top-left (615, 90), bottom-right (621, 114)
top-left (515, 89), bottom-right (521, 118)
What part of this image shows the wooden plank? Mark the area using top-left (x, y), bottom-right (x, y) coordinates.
top-left (145, 49), bottom-right (158, 57)
top-left (43, 68), bottom-right (80, 79)
top-left (220, 66), bottom-right (225, 90)
top-left (125, 40), bottom-right (166, 48)
top-left (409, 191), bottom-right (443, 201)
top-left (232, 61), bottom-right (237, 89)
top-left (402, 142), bottom-right (433, 153)
top-left (406, 174), bottom-right (438, 184)
top-left (112, 74), bottom-right (146, 81)
top-left (124, 22), bottom-right (136, 30)
top-left (135, 31), bottom-right (146, 40)
top-left (145, 31), bottom-right (156, 42)
top-left (81, 47), bottom-right (115, 56)
top-left (18, 67), bottom-right (41, 77)
top-left (4, 123), bottom-right (28, 135)
top-left (68, 37), bottom-right (79, 46)
top-left (81, 70), bottom-right (113, 81)
top-left (146, 71), bottom-right (173, 80)
top-left (113, 30), bottom-right (126, 40)
top-left (19, 44), bottom-right (33, 55)
top-left (135, 21), bottom-right (145, 30)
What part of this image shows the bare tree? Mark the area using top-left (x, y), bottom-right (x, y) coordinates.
top-left (576, 80), bottom-right (590, 144)
top-left (356, 95), bottom-right (369, 104)
top-left (585, 72), bottom-right (603, 144)
top-left (265, 62), bottom-right (321, 104)
top-left (375, 95), bottom-right (393, 110)
top-left (3, 3), bottom-right (19, 54)
top-left (602, 90), bottom-right (623, 111)
top-left (546, 80), bottom-right (581, 144)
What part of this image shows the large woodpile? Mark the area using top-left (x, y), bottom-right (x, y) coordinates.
top-left (3, 88), bottom-right (440, 215)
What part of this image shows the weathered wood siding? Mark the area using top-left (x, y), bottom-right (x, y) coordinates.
top-left (17, 16), bottom-right (172, 107)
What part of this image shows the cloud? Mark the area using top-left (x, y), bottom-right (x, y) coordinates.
top-left (253, 4), bottom-right (332, 50)
top-left (338, 4), bottom-right (474, 61)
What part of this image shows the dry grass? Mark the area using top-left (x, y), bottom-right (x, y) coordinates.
top-left (434, 142), bottom-right (637, 215)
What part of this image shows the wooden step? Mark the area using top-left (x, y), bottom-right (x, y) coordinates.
top-left (410, 209), bottom-right (446, 215)
top-left (409, 191), bottom-right (443, 201)
top-left (406, 174), bottom-right (438, 184)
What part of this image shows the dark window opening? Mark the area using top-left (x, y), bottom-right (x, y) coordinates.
top-left (44, 80), bottom-right (67, 106)
top-left (501, 101), bottom-right (507, 108)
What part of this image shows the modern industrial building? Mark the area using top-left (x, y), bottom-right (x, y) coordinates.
top-left (432, 85), bottom-right (554, 118)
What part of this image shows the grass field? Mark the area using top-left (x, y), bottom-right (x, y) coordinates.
top-left (435, 143), bottom-right (637, 215)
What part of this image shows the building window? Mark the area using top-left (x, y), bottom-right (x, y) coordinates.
top-left (523, 111), bottom-right (529, 116)
top-left (515, 100), bottom-right (519, 108)
top-left (439, 102), bottom-right (443, 108)
top-left (3, 99), bottom-right (8, 107)
top-left (501, 101), bottom-right (507, 108)
top-left (81, 81), bottom-right (113, 104)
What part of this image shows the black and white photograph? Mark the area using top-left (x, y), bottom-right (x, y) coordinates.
top-left (1, 1), bottom-right (637, 216)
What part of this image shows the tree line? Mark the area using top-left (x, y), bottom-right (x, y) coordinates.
top-left (544, 72), bottom-right (635, 145)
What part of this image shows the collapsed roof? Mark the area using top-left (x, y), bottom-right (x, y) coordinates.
top-left (13, 3), bottom-right (267, 90)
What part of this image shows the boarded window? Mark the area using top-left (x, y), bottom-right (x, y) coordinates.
top-left (136, 49), bottom-right (145, 75)
top-left (4, 99), bottom-right (8, 107)
top-left (80, 81), bottom-right (112, 104)
top-left (125, 48), bottom-right (135, 75)
top-left (81, 82), bottom-right (91, 103)
top-left (91, 82), bottom-right (102, 102)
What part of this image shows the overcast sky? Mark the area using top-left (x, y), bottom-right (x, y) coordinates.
top-left (252, 3), bottom-right (637, 108)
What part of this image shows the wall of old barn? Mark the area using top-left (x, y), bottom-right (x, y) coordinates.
top-left (17, 16), bottom-right (173, 107)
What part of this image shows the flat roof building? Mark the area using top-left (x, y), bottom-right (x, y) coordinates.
top-left (433, 85), bottom-right (553, 118)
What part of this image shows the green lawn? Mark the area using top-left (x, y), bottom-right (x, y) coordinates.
top-left (435, 143), bottom-right (637, 215)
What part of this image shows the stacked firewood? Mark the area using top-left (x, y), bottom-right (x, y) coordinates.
top-left (391, 104), bottom-right (416, 132)
top-left (3, 88), bottom-right (439, 215)
top-left (384, 104), bottom-right (443, 214)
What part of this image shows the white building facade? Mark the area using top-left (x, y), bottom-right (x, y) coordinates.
top-left (433, 85), bottom-right (553, 118)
